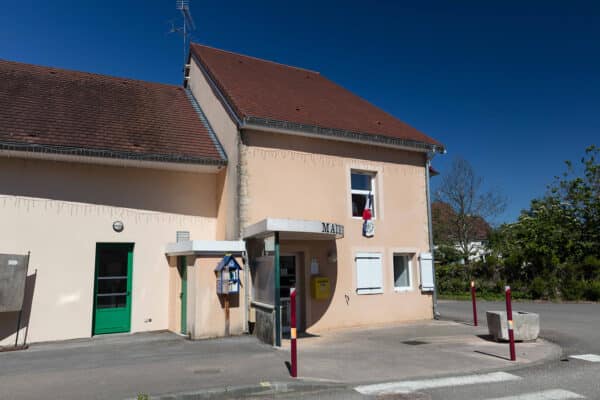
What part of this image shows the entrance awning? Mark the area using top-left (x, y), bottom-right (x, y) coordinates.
top-left (165, 240), bottom-right (246, 256)
top-left (243, 218), bottom-right (344, 241)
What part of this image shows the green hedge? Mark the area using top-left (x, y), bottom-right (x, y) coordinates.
top-left (436, 259), bottom-right (600, 302)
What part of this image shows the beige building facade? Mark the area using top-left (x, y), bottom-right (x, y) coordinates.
top-left (0, 44), bottom-right (444, 347)
top-left (185, 44), bottom-right (444, 345)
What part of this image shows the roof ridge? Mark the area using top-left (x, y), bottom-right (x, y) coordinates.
top-left (190, 42), bottom-right (320, 75)
top-left (0, 58), bottom-right (183, 90)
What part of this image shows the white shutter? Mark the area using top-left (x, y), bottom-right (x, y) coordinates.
top-left (419, 252), bottom-right (435, 291)
top-left (355, 253), bottom-right (383, 294)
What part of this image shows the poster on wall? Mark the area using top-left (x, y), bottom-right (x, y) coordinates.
top-left (0, 254), bottom-right (29, 312)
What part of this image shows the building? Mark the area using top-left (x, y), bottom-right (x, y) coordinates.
top-left (0, 44), bottom-right (444, 348)
top-left (431, 201), bottom-right (492, 263)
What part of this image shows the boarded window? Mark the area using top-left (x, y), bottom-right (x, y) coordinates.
top-left (355, 253), bottom-right (383, 295)
top-left (419, 252), bottom-right (435, 291)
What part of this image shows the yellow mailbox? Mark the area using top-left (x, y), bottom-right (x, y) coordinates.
top-left (311, 276), bottom-right (331, 300)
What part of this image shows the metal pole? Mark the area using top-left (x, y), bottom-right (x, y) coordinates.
top-left (505, 286), bottom-right (516, 361)
top-left (14, 252), bottom-right (31, 348)
top-left (290, 287), bottom-right (297, 378)
top-left (224, 263), bottom-right (230, 336)
top-left (224, 294), bottom-right (230, 336)
top-left (274, 232), bottom-right (281, 347)
top-left (425, 155), bottom-right (439, 319)
top-left (471, 280), bottom-right (478, 326)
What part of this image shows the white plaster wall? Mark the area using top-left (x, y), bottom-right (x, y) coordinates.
top-left (0, 157), bottom-right (218, 345)
top-left (187, 57), bottom-right (240, 240)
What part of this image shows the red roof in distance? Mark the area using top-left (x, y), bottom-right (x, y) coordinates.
top-left (190, 43), bottom-right (443, 150)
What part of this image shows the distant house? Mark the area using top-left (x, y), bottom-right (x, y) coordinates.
top-left (431, 201), bottom-right (492, 263)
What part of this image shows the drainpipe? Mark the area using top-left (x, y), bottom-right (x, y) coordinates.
top-left (243, 250), bottom-right (249, 334)
top-left (425, 152), bottom-right (440, 319)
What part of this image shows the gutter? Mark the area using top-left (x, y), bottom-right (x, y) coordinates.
top-left (425, 151), bottom-right (440, 319)
top-left (241, 117), bottom-right (445, 154)
top-left (0, 141), bottom-right (226, 172)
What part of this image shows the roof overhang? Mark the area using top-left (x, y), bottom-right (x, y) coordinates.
top-left (0, 143), bottom-right (226, 173)
top-left (165, 240), bottom-right (246, 256)
top-left (243, 218), bottom-right (344, 241)
top-left (240, 117), bottom-right (445, 154)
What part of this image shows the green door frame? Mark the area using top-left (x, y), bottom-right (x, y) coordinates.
top-left (274, 232), bottom-right (281, 347)
top-left (92, 243), bottom-right (134, 335)
top-left (178, 256), bottom-right (187, 335)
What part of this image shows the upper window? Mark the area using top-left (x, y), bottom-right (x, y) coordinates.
top-left (393, 254), bottom-right (412, 290)
top-left (351, 171), bottom-right (376, 218)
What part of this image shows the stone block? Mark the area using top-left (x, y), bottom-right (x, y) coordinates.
top-left (486, 310), bottom-right (540, 341)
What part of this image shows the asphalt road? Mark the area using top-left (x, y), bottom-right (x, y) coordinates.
top-left (438, 300), bottom-right (600, 356)
top-left (2, 301), bottom-right (597, 399)
top-left (421, 300), bottom-right (600, 400)
top-left (277, 300), bottom-right (600, 400)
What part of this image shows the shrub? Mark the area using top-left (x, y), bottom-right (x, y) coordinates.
top-left (582, 256), bottom-right (600, 281)
top-left (584, 281), bottom-right (600, 301)
top-left (560, 279), bottom-right (586, 301)
top-left (529, 277), bottom-right (547, 299)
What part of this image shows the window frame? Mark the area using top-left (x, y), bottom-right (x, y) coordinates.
top-left (392, 253), bottom-right (413, 292)
top-left (355, 252), bottom-right (383, 295)
top-left (350, 170), bottom-right (377, 220)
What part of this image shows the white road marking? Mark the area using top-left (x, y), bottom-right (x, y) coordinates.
top-left (354, 371), bottom-right (520, 395)
top-left (570, 354), bottom-right (600, 362)
top-left (484, 389), bottom-right (585, 400)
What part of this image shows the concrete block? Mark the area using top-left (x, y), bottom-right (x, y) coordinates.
top-left (254, 306), bottom-right (275, 345)
top-left (486, 311), bottom-right (540, 341)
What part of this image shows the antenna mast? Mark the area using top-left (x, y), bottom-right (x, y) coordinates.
top-left (176, 0), bottom-right (196, 68)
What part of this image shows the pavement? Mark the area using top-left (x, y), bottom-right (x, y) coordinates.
top-left (438, 299), bottom-right (600, 356)
top-left (0, 316), bottom-right (560, 400)
top-left (282, 320), bottom-right (559, 383)
top-left (424, 300), bottom-right (600, 400)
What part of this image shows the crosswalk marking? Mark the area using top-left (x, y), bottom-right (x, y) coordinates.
top-left (484, 389), bottom-right (585, 400)
top-left (569, 354), bottom-right (600, 363)
top-left (354, 371), bottom-right (520, 395)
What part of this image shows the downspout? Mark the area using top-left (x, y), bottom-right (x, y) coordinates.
top-left (425, 152), bottom-right (440, 319)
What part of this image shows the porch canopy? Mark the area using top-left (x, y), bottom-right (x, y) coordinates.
top-left (244, 218), bottom-right (343, 347)
top-left (243, 218), bottom-right (344, 241)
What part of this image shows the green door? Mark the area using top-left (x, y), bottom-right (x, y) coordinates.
top-left (93, 243), bottom-right (133, 335)
top-left (178, 256), bottom-right (187, 335)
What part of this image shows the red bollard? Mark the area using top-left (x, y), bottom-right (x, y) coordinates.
top-left (505, 286), bottom-right (516, 361)
top-left (290, 288), bottom-right (297, 377)
top-left (471, 281), bottom-right (478, 326)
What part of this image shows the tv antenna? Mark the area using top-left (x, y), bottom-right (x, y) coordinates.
top-left (173, 0), bottom-right (196, 68)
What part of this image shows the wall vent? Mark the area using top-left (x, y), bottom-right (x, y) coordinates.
top-left (176, 231), bottom-right (190, 242)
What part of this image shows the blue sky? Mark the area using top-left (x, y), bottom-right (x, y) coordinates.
top-left (1, 1), bottom-right (598, 223)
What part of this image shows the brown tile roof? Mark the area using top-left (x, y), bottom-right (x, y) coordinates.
top-left (0, 59), bottom-right (225, 165)
top-left (432, 201), bottom-right (492, 242)
top-left (190, 43), bottom-right (443, 150)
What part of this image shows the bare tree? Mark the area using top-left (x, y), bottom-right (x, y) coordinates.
top-left (434, 157), bottom-right (506, 264)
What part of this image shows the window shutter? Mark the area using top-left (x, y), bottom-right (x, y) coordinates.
top-left (419, 252), bottom-right (435, 291)
top-left (355, 253), bottom-right (383, 294)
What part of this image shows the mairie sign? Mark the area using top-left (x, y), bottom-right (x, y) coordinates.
top-left (321, 222), bottom-right (344, 236)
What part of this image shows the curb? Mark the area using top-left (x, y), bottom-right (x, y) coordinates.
top-left (127, 381), bottom-right (347, 400)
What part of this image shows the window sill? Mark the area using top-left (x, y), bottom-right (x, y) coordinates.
top-left (351, 216), bottom-right (378, 221)
top-left (394, 287), bottom-right (413, 292)
top-left (356, 289), bottom-right (383, 295)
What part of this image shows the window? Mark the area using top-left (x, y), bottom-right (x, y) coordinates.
top-left (393, 254), bottom-right (412, 290)
top-left (355, 252), bottom-right (383, 294)
top-left (351, 170), bottom-right (376, 218)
